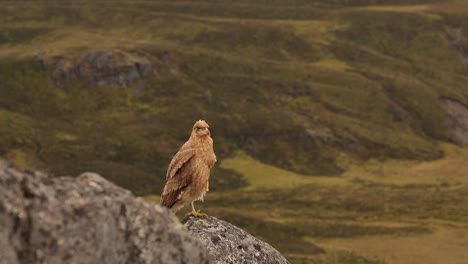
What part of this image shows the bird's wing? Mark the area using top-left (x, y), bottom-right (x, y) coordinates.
top-left (166, 145), bottom-right (196, 180)
top-left (160, 146), bottom-right (196, 208)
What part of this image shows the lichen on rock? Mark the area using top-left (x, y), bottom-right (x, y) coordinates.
top-left (183, 216), bottom-right (289, 264)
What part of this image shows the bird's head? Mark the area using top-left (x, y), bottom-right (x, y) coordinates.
top-left (192, 120), bottom-right (211, 138)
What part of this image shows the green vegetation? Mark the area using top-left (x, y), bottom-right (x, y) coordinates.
top-left (198, 148), bottom-right (468, 263)
top-left (2, 0), bottom-right (468, 263)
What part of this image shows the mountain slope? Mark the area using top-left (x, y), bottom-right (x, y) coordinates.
top-left (2, 1), bottom-right (468, 263)
top-left (1, 1), bottom-right (467, 194)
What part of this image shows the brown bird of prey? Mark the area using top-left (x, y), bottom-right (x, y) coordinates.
top-left (160, 120), bottom-right (216, 217)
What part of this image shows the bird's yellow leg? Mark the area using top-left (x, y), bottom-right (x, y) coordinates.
top-left (186, 201), bottom-right (207, 217)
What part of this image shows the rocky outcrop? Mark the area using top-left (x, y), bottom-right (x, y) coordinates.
top-left (39, 50), bottom-right (158, 88)
top-left (183, 216), bottom-right (289, 264)
top-left (446, 27), bottom-right (468, 66)
top-left (0, 159), bottom-right (212, 264)
top-left (440, 98), bottom-right (468, 146)
top-left (0, 159), bottom-right (290, 264)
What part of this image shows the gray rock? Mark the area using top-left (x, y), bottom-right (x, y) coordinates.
top-left (446, 27), bottom-right (468, 66)
top-left (440, 98), bottom-right (468, 146)
top-left (0, 160), bottom-right (212, 264)
top-left (183, 216), bottom-right (289, 264)
top-left (50, 50), bottom-right (157, 88)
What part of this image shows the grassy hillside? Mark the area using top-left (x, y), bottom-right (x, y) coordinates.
top-left (186, 144), bottom-right (468, 263)
top-left (1, 0), bottom-right (468, 263)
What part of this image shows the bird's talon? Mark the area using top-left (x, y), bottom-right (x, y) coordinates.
top-left (186, 211), bottom-right (208, 218)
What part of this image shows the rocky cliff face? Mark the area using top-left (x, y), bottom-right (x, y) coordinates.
top-left (0, 160), bottom-right (289, 264)
top-left (37, 50), bottom-right (157, 88)
top-left (440, 98), bottom-right (468, 146)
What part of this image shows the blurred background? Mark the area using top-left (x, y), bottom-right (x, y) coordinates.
top-left (1, 0), bottom-right (468, 263)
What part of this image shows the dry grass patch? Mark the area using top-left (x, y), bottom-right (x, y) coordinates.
top-left (314, 224), bottom-right (468, 264)
top-left (220, 151), bottom-right (347, 190)
top-left (356, 5), bottom-right (429, 13)
top-left (343, 143), bottom-right (468, 186)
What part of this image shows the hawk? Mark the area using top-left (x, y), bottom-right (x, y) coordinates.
top-left (160, 120), bottom-right (216, 217)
